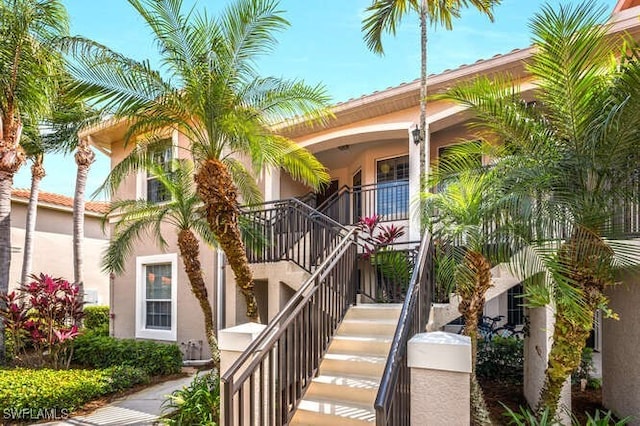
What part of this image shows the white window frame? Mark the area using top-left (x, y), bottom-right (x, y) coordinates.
top-left (136, 130), bottom-right (179, 200)
top-left (136, 253), bottom-right (178, 341)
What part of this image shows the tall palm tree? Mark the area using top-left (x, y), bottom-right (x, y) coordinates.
top-left (66, 0), bottom-right (330, 321)
top-left (423, 158), bottom-right (517, 425)
top-left (362, 0), bottom-right (499, 195)
top-left (0, 0), bottom-right (68, 361)
top-left (104, 159), bottom-right (221, 369)
top-left (439, 2), bottom-right (640, 418)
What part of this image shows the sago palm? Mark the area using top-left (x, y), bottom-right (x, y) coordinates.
top-left (439, 2), bottom-right (640, 418)
top-left (423, 157), bottom-right (518, 425)
top-left (362, 0), bottom-right (499, 191)
top-left (66, 0), bottom-right (331, 321)
top-left (103, 159), bottom-right (221, 369)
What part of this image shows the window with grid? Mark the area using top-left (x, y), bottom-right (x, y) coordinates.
top-left (376, 155), bottom-right (409, 219)
top-left (146, 140), bottom-right (173, 203)
top-left (507, 283), bottom-right (525, 325)
top-left (144, 263), bottom-right (172, 330)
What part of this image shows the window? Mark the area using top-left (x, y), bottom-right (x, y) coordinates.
top-left (376, 155), bottom-right (409, 220)
top-left (146, 140), bottom-right (173, 203)
top-left (136, 254), bottom-right (178, 341)
top-left (507, 283), bottom-right (524, 326)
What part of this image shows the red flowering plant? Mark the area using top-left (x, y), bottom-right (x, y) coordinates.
top-left (0, 274), bottom-right (84, 368)
top-left (356, 215), bottom-right (412, 301)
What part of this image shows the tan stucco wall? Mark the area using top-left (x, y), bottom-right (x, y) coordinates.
top-left (110, 221), bottom-right (217, 360)
top-left (11, 202), bottom-right (104, 240)
top-left (603, 271), bottom-right (640, 424)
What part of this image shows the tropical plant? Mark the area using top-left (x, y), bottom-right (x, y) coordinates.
top-left (103, 159), bottom-right (221, 369)
top-left (162, 371), bottom-right (220, 426)
top-left (439, 2), bottom-right (640, 419)
top-left (422, 163), bottom-right (518, 425)
top-left (65, 0), bottom-right (331, 321)
top-left (362, 0), bottom-right (500, 197)
top-left (0, 0), bottom-right (69, 361)
top-left (0, 273), bottom-right (84, 369)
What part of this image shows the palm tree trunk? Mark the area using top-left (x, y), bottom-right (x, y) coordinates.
top-left (73, 138), bottom-right (95, 302)
top-left (177, 228), bottom-right (220, 370)
top-left (20, 159), bottom-right (45, 286)
top-left (458, 250), bottom-right (493, 425)
top-left (0, 116), bottom-right (25, 364)
top-left (195, 158), bottom-right (258, 321)
top-left (419, 1), bottom-right (428, 192)
top-left (536, 233), bottom-right (611, 419)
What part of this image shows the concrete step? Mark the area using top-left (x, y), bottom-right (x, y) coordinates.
top-left (291, 398), bottom-right (375, 425)
top-left (330, 335), bottom-right (393, 357)
top-left (337, 319), bottom-right (397, 337)
top-left (343, 304), bottom-right (402, 321)
top-left (320, 353), bottom-right (386, 378)
top-left (304, 374), bottom-right (379, 406)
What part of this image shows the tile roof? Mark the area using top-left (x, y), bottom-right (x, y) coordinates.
top-left (11, 189), bottom-right (110, 214)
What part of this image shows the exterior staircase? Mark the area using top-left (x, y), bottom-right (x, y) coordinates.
top-left (291, 304), bottom-right (402, 425)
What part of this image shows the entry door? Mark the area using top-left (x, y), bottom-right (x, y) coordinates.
top-left (352, 170), bottom-right (362, 223)
top-left (316, 179), bottom-right (339, 207)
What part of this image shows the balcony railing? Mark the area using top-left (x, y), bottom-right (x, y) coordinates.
top-left (315, 180), bottom-right (409, 225)
top-left (242, 198), bottom-right (347, 272)
top-left (221, 227), bottom-right (358, 425)
top-left (375, 232), bottom-right (434, 426)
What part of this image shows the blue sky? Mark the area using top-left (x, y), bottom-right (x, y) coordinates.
top-left (14, 0), bottom-right (618, 199)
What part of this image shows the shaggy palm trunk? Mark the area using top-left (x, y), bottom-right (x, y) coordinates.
top-left (0, 116), bottom-right (25, 364)
top-left (21, 159), bottom-right (45, 286)
top-left (177, 229), bottom-right (220, 370)
top-left (419, 1), bottom-right (429, 219)
top-left (458, 250), bottom-right (493, 426)
top-left (536, 232), bottom-right (612, 419)
top-left (73, 138), bottom-right (95, 303)
top-left (195, 158), bottom-right (258, 321)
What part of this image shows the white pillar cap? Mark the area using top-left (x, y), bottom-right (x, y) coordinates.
top-left (218, 322), bottom-right (267, 352)
top-left (408, 331), bottom-right (472, 373)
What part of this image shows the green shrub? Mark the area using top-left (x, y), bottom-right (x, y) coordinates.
top-left (0, 367), bottom-right (149, 419)
top-left (477, 336), bottom-right (524, 383)
top-left (83, 305), bottom-right (110, 336)
top-left (502, 406), bottom-right (633, 425)
top-left (162, 371), bottom-right (220, 425)
top-left (73, 334), bottom-right (182, 376)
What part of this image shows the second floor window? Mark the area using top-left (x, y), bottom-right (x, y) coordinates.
top-left (147, 140), bottom-right (173, 203)
top-left (376, 155), bottom-right (409, 220)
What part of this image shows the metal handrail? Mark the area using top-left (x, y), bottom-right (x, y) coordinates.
top-left (221, 220), bottom-right (359, 425)
top-left (374, 231), bottom-right (434, 426)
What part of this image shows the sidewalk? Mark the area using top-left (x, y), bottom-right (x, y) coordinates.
top-left (41, 372), bottom-right (197, 426)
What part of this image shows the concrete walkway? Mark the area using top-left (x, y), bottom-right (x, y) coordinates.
top-left (41, 373), bottom-right (197, 426)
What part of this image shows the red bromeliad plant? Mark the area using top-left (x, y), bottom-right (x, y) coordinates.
top-left (357, 214), bottom-right (406, 258)
top-left (0, 274), bottom-right (83, 368)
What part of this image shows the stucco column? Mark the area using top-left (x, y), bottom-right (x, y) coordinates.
top-left (408, 331), bottom-right (472, 425)
top-left (219, 322), bottom-right (268, 424)
top-left (409, 124), bottom-right (422, 241)
top-left (264, 166), bottom-right (281, 202)
top-left (524, 306), bottom-right (571, 423)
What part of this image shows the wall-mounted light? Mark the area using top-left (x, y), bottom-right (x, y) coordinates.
top-left (411, 125), bottom-right (421, 145)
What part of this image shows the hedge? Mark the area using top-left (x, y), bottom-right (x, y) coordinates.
top-left (0, 366), bottom-right (148, 420)
top-left (73, 333), bottom-right (182, 376)
top-left (83, 305), bottom-right (110, 336)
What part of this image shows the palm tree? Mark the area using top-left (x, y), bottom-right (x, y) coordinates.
top-left (439, 3), bottom-right (640, 418)
top-left (422, 159), bottom-right (517, 425)
top-left (0, 0), bottom-right (68, 361)
top-left (104, 159), bottom-right (221, 368)
top-left (362, 0), bottom-right (499, 195)
top-left (66, 0), bottom-right (330, 322)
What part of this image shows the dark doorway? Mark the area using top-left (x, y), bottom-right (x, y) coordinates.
top-left (353, 170), bottom-right (362, 222)
top-left (316, 179), bottom-right (339, 206)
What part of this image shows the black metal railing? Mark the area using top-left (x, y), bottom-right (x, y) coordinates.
top-left (242, 198), bottom-right (347, 272)
top-left (357, 241), bottom-right (420, 304)
top-left (374, 232), bottom-right (434, 426)
top-left (220, 228), bottom-right (358, 425)
top-left (316, 180), bottom-right (410, 225)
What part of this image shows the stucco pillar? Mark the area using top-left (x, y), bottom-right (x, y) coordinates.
top-left (408, 331), bottom-right (472, 425)
top-left (219, 322), bottom-right (268, 424)
top-left (524, 306), bottom-right (571, 423)
top-left (408, 124), bottom-right (421, 241)
top-left (264, 166), bottom-right (281, 202)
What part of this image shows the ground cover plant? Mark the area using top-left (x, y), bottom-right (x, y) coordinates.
top-left (162, 371), bottom-right (220, 426)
